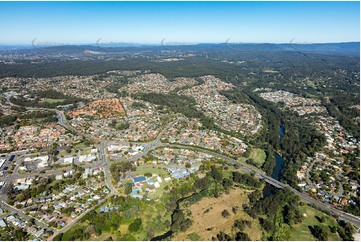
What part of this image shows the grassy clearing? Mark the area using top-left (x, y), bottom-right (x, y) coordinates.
top-left (148, 178), bottom-right (173, 199)
top-left (173, 187), bottom-right (262, 241)
top-left (222, 163), bottom-right (250, 180)
top-left (41, 98), bottom-right (66, 104)
top-left (134, 166), bottom-right (169, 177)
top-left (249, 148), bottom-right (266, 166)
top-left (58, 150), bottom-right (77, 157)
top-left (239, 148), bottom-right (266, 168)
top-left (289, 205), bottom-right (341, 241)
top-left (74, 142), bottom-right (91, 149)
top-left (263, 69), bottom-right (279, 73)
top-left (305, 80), bottom-right (317, 89)
top-left (89, 232), bottom-right (114, 241)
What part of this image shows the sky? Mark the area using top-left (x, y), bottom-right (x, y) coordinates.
top-left (0, 1), bottom-right (359, 45)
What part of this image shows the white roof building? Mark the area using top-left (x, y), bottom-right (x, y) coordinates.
top-left (0, 219), bottom-right (6, 228)
top-left (63, 157), bottom-right (74, 164)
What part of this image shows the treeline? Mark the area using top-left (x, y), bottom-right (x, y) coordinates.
top-left (262, 145), bottom-right (276, 176)
top-left (0, 57), bottom-right (235, 79)
top-left (0, 114), bottom-right (17, 127)
top-left (232, 171), bottom-right (263, 189)
top-left (19, 110), bottom-right (57, 123)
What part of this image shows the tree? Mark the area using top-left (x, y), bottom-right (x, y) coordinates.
top-left (337, 220), bottom-right (354, 241)
top-left (214, 231), bottom-right (233, 241)
top-left (232, 206), bottom-right (239, 214)
top-left (222, 178), bottom-right (233, 189)
top-left (53, 233), bottom-right (63, 241)
top-left (233, 219), bottom-right (245, 230)
top-left (311, 225), bottom-right (328, 241)
top-left (124, 183), bottom-right (132, 195)
top-left (29, 218), bottom-right (36, 225)
top-left (65, 146), bottom-right (72, 153)
top-left (210, 165), bottom-right (223, 182)
top-left (221, 209), bottom-right (230, 218)
top-left (13, 229), bottom-right (26, 240)
top-left (144, 172), bottom-right (152, 177)
top-left (235, 232), bottom-right (251, 241)
top-left (259, 218), bottom-right (274, 232)
top-left (128, 218), bottom-right (142, 232)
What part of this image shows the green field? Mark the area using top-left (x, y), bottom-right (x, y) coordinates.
top-left (240, 148), bottom-right (266, 167)
top-left (41, 98), bottom-right (66, 104)
top-left (134, 166), bottom-right (169, 177)
top-left (290, 206), bottom-right (341, 241)
top-left (148, 177), bottom-right (173, 199)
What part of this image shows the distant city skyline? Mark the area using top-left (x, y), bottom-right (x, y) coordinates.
top-left (0, 1), bottom-right (359, 45)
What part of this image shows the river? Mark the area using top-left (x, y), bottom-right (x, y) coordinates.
top-left (279, 124), bottom-right (285, 144)
top-left (263, 125), bottom-right (286, 197)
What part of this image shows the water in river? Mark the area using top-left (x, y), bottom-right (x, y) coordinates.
top-left (279, 124), bottom-right (285, 144)
top-left (272, 152), bottom-right (284, 180)
top-left (263, 125), bottom-right (286, 197)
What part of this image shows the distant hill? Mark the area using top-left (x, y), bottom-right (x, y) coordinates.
top-left (0, 42), bottom-right (359, 56)
top-left (188, 42), bottom-right (360, 56)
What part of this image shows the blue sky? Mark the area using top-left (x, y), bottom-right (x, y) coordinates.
top-left (0, 1), bottom-right (359, 45)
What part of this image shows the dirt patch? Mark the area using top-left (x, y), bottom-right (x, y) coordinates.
top-left (119, 224), bottom-right (128, 234)
top-left (173, 187), bottom-right (262, 241)
top-left (67, 98), bottom-right (125, 119)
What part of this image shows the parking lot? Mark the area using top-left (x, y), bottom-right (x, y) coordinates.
top-left (0, 154), bottom-right (16, 177)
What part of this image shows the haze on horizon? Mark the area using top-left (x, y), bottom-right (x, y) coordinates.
top-left (0, 1), bottom-right (360, 45)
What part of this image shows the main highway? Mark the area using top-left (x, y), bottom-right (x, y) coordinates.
top-left (0, 105), bottom-right (358, 241)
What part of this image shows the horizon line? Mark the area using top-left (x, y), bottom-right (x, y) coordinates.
top-left (0, 41), bottom-right (360, 47)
